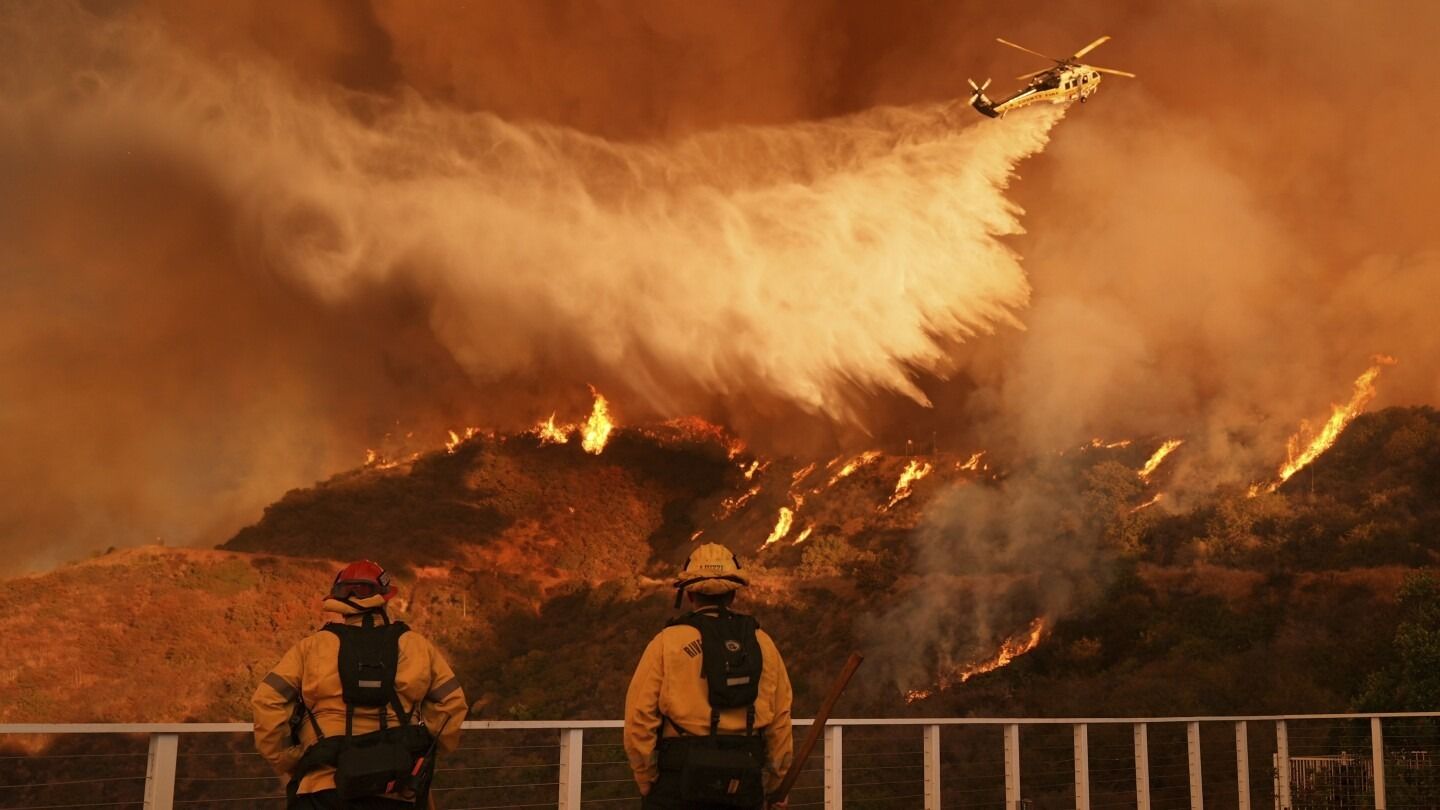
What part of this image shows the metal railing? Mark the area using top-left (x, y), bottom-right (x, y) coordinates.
top-left (1, 713), bottom-right (1437, 809)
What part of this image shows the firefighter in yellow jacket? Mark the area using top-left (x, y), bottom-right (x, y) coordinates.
top-left (624, 543), bottom-right (794, 809)
top-left (253, 560), bottom-right (467, 810)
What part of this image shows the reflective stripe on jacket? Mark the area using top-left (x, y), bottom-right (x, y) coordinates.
top-left (623, 607), bottom-right (794, 794)
top-left (251, 608), bottom-right (467, 798)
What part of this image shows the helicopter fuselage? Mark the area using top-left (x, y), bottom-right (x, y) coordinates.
top-left (972, 66), bottom-right (1103, 118)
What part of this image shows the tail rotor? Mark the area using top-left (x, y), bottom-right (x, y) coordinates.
top-left (967, 77), bottom-right (992, 105)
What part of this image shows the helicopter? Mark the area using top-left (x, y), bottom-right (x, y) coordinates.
top-left (969, 35), bottom-right (1135, 118)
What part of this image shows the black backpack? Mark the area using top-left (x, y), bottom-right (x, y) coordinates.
top-left (663, 608), bottom-right (768, 806)
top-left (290, 616), bottom-right (437, 802)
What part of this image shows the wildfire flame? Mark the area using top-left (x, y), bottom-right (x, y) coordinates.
top-left (580, 389), bottom-right (614, 455)
top-left (905, 618), bottom-right (1048, 703)
top-left (1138, 439), bottom-right (1183, 482)
top-left (1089, 438), bottom-right (1132, 450)
top-left (828, 451), bottom-right (881, 486)
top-left (791, 463), bottom-right (816, 485)
top-left (445, 427), bottom-right (480, 454)
top-left (741, 460), bottom-right (768, 481)
top-left (535, 413), bottom-right (571, 445)
top-left (364, 448), bottom-right (378, 466)
top-left (958, 451), bottom-right (986, 472)
top-left (1129, 493), bottom-right (1164, 514)
top-left (1256, 356), bottom-right (1397, 494)
top-left (762, 507), bottom-right (795, 547)
top-left (531, 388), bottom-right (615, 454)
top-left (882, 459), bottom-right (933, 511)
top-left (793, 526), bottom-right (814, 545)
top-left (718, 485), bottom-right (761, 519)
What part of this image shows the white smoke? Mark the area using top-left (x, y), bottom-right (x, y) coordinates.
top-left (9, 9), bottom-right (1061, 423)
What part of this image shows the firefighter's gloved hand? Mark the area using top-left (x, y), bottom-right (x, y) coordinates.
top-left (767, 800), bottom-right (788, 810)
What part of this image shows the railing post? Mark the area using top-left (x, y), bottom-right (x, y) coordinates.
top-left (558, 727), bottom-right (583, 810)
top-left (824, 724), bottom-right (843, 809)
top-left (923, 724), bottom-right (941, 810)
top-left (1371, 716), bottom-right (1387, 810)
top-left (1004, 723), bottom-right (1021, 810)
top-left (1236, 720), bottom-right (1251, 810)
top-left (1187, 721), bottom-right (1204, 810)
top-left (1134, 723), bottom-right (1150, 810)
top-left (143, 732), bottom-right (178, 810)
top-left (1275, 720), bottom-right (1291, 810)
top-left (1074, 723), bottom-right (1090, 810)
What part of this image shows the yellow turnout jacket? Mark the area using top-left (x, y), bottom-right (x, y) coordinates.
top-left (252, 602), bottom-right (467, 798)
top-left (623, 606), bottom-right (794, 794)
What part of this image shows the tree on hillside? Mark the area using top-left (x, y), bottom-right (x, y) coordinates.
top-left (1357, 572), bottom-right (1440, 711)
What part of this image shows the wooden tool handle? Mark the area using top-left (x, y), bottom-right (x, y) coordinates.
top-left (769, 652), bottom-right (864, 805)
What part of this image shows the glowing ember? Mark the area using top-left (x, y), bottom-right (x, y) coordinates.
top-left (580, 389), bottom-right (614, 454)
top-left (958, 451), bottom-right (986, 471)
top-left (793, 526), bottom-right (814, 545)
top-left (689, 530), bottom-right (704, 542)
top-left (742, 460), bottom-right (768, 481)
top-left (1138, 439), bottom-right (1183, 482)
top-left (535, 413), bottom-right (571, 445)
top-left (882, 459), bottom-right (933, 510)
top-left (791, 463), bottom-right (816, 485)
top-left (1258, 355), bottom-right (1397, 494)
top-left (762, 507), bottom-right (795, 547)
top-left (828, 451), bottom-right (881, 486)
top-left (1089, 438), bottom-right (1132, 450)
top-left (905, 618), bottom-right (1048, 704)
top-left (364, 448), bottom-right (378, 466)
top-left (1129, 493), bottom-right (1164, 514)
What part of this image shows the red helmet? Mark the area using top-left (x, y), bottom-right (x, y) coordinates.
top-left (329, 560), bottom-right (397, 602)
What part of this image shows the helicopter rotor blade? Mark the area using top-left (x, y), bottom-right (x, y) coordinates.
top-left (996, 38), bottom-right (1061, 63)
top-left (1091, 66), bottom-right (1137, 78)
top-left (1071, 35), bottom-right (1111, 60)
top-left (1015, 68), bottom-right (1050, 81)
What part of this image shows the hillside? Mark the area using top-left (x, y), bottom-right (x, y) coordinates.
top-left (3, 408), bottom-right (1439, 725)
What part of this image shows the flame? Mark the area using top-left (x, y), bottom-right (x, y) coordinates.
top-left (580, 389), bottom-right (614, 455)
top-left (882, 459), bottom-right (933, 510)
top-left (762, 507), bottom-right (795, 547)
top-left (532, 388), bottom-right (616, 453)
top-left (444, 427), bottom-right (480, 454)
top-left (535, 413), bottom-right (571, 445)
top-left (1129, 493), bottom-right (1164, 514)
top-left (1089, 438), bottom-right (1132, 450)
top-left (791, 463), bottom-right (816, 485)
top-left (1138, 439), bottom-right (1183, 482)
top-left (958, 451), bottom-right (986, 471)
top-left (718, 485), bottom-right (761, 519)
top-left (741, 460), bottom-right (769, 481)
top-left (905, 618), bottom-right (1048, 704)
top-left (827, 451), bottom-right (882, 486)
top-left (364, 448), bottom-right (378, 466)
top-left (689, 529), bottom-right (704, 542)
top-left (1257, 355), bottom-right (1397, 494)
top-left (793, 526), bottom-right (814, 545)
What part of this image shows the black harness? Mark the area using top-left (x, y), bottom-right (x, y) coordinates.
top-left (657, 608), bottom-right (768, 807)
top-left (286, 613), bottom-right (436, 806)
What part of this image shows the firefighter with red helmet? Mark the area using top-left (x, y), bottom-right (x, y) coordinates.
top-left (252, 560), bottom-right (467, 809)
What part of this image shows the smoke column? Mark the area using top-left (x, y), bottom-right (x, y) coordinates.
top-left (0, 4), bottom-right (1060, 568)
